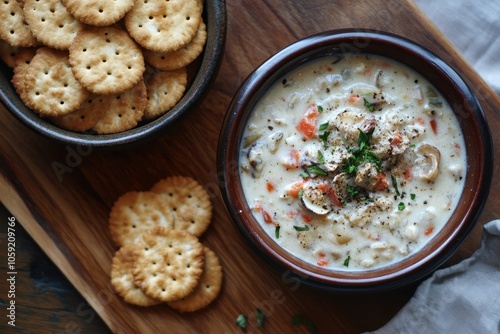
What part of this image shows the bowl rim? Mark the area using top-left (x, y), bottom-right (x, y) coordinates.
top-left (217, 28), bottom-right (493, 292)
top-left (0, 0), bottom-right (227, 148)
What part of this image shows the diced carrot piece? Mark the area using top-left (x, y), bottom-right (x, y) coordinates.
top-left (390, 130), bottom-right (402, 146)
top-left (296, 104), bottom-right (319, 139)
top-left (266, 181), bottom-right (276, 192)
top-left (254, 202), bottom-right (262, 212)
top-left (317, 258), bottom-right (328, 267)
top-left (287, 210), bottom-right (297, 218)
top-left (416, 117), bottom-right (425, 126)
top-left (403, 168), bottom-right (412, 180)
top-left (327, 188), bottom-right (343, 207)
top-left (282, 149), bottom-right (301, 168)
top-left (348, 94), bottom-right (361, 104)
top-left (296, 118), bottom-right (316, 138)
top-left (288, 180), bottom-right (304, 198)
top-left (374, 173), bottom-right (389, 191)
top-left (317, 183), bottom-right (328, 192)
top-left (317, 182), bottom-right (342, 207)
top-left (424, 226), bottom-right (434, 236)
top-left (301, 213), bottom-right (313, 223)
top-left (430, 119), bottom-right (438, 135)
top-left (262, 210), bottom-right (275, 225)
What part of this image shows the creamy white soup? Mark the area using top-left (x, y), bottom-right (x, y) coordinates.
top-left (239, 54), bottom-right (466, 271)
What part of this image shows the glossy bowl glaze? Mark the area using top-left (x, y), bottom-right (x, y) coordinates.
top-left (217, 29), bottom-right (493, 292)
top-left (0, 0), bottom-right (226, 148)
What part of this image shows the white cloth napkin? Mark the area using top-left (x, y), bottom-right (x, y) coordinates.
top-left (365, 3), bottom-right (500, 333)
top-left (366, 220), bottom-right (500, 334)
top-left (414, 0), bottom-right (500, 94)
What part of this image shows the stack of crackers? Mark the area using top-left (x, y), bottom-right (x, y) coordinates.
top-left (0, 0), bottom-right (207, 134)
top-left (109, 176), bottom-right (223, 312)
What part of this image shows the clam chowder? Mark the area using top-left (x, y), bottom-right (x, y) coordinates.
top-left (239, 54), bottom-right (466, 270)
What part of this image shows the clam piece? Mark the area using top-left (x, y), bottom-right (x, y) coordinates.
top-left (331, 172), bottom-right (352, 203)
top-left (331, 109), bottom-right (366, 144)
top-left (414, 144), bottom-right (441, 182)
top-left (374, 69), bottom-right (392, 88)
top-left (347, 83), bottom-right (385, 105)
top-left (247, 142), bottom-right (264, 178)
top-left (267, 131), bottom-right (283, 153)
top-left (332, 224), bottom-right (352, 245)
top-left (412, 84), bottom-right (423, 101)
top-left (361, 116), bottom-right (376, 134)
top-left (242, 129), bottom-right (263, 148)
top-left (355, 163), bottom-right (380, 191)
top-left (300, 181), bottom-right (331, 215)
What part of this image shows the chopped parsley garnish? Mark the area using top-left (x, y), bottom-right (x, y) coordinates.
top-left (306, 319), bottom-right (318, 334)
top-left (319, 130), bottom-right (330, 147)
top-left (347, 184), bottom-right (359, 198)
top-left (292, 316), bottom-right (317, 334)
top-left (411, 193), bottom-right (416, 201)
top-left (298, 188), bottom-right (304, 198)
top-left (235, 314), bottom-right (247, 329)
top-left (275, 225), bottom-right (280, 238)
top-left (343, 255), bottom-right (351, 267)
top-left (342, 160), bottom-right (358, 174)
top-left (294, 225), bottom-right (310, 232)
top-left (317, 150), bottom-right (325, 163)
top-left (299, 172), bottom-right (309, 178)
top-left (318, 105), bottom-right (324, 113)
top-left (256, 309), bottom-right (265, 327)
top-left (305, 165), bottom-right (328, 176)
top-left (341, 128), bottom-right (381, 174)
top-left (357, 127), bottom-right (373, 151)
top-left (391, 175), bottom-right (400, 196)
top-left (362, 150), bottom-right (382, 171)
top-left (398, 202), bottom-right (405, 211)
top-left (363, 98), bottom-right (375, 112)
top-left (292, 315), bottom-right (303, 325)
top-left (319, 121), bottom-right (329, 131)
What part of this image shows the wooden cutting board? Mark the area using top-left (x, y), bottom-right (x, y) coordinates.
top-left (1, 0), bottom-right (499, 332)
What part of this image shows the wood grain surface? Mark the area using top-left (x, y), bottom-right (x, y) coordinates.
top-left (1, 0), bottom-right (499, 333)
top-left (0, 203), bottom-right (110, 333)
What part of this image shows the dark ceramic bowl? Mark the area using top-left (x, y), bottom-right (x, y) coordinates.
top-left (217, 29), bottom-right (493, 292)
top-left (0, 0), bottom-right (226, 148)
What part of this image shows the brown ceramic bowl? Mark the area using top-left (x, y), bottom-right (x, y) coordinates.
top-left (217, 29), bottom-right (493, 292)
top-left (0, 0), bottom-right (226, 148)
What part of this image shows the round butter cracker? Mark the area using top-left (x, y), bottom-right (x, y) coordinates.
top-left (69, 26), bottom-right (145, 95)
top-left (133, 227), bottom-right (205, 302)
top-left (109, 191), bottom-right (174, 247)
top-left (0, 0), bottom-right (38, 47)
top-left (143, 20), bottom-right (207, 71)
top-left (51, 94), bottom-right (109, 132)
top-left (143, 67), bottom-right (187, 120)
top-left (111, 244), bottom-right (162, 307)
top-left (24, 0), bottom-right (85, 50)
top-left (62, 0), bottom-right (135, 27)
top-left (151, 176), bottom-right (212, 237)
top-left (91, 80), bottom-right (147, 134)
top-left (11, 47), bottom-right (38, 104)
top-left (168, 246), bottom-right (223, 312)
top-left (0, 40), bottom-right (21, 68)
top-left (125, 0), bottom-right (202, 53)
top-left (23, 47), bottom-right (89, 117)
